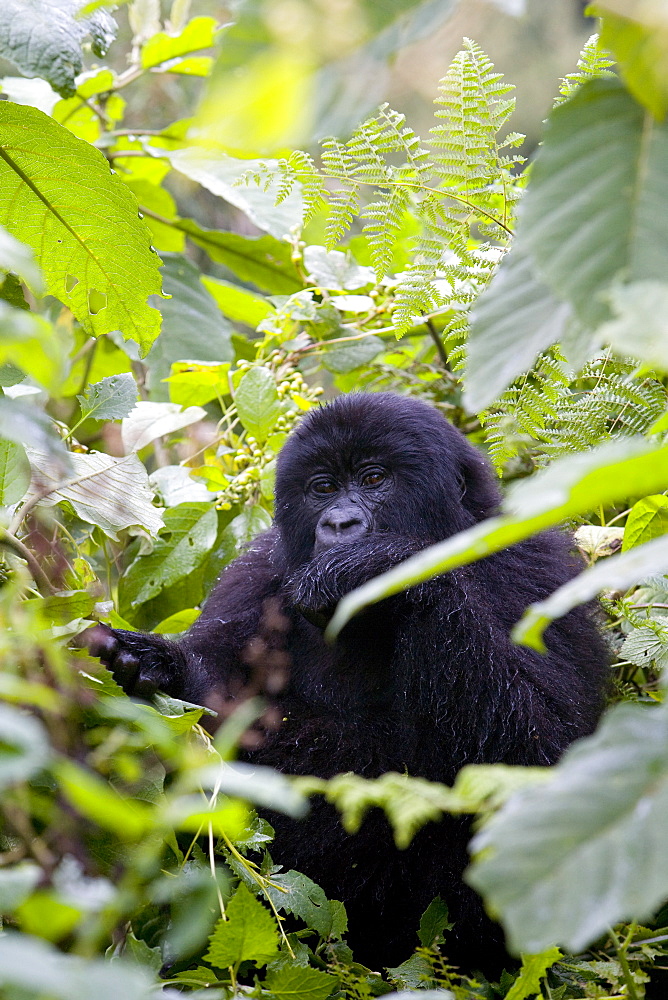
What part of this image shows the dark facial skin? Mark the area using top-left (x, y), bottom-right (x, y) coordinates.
top-left (307, 464), bottom-right (393, 554)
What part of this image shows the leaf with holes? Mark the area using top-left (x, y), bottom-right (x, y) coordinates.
top-left (0, 102), bottom-right (163, 353)
top-left (119, 502), bottom-right (218, 611)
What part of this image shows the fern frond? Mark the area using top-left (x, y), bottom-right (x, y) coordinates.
top-left (361, 184), bottom-right (412, 279)
top-left (325, 183), bottom-right (361, 248)
top-left (555, 34), bottom-right (616, 105)
top-left (392, 237), bottom-right (447, 335)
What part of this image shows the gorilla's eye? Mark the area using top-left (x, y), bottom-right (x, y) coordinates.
top-left (361, 470), bottom-right (386, 487)
top-left (311, 478), bottom-right (338, 496)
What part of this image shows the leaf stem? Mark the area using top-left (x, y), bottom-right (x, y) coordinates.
top-left (608, 925), bottom-right (639, 1000)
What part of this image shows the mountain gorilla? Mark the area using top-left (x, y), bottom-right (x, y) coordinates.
top-left (86, 392), bottom-right (609, 974)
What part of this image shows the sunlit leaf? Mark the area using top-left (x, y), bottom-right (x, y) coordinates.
top-left (0, 102), bottom-right (163, 352)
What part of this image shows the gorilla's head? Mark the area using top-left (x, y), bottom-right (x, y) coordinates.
top-left (274, 393), bottom-right (500, 572)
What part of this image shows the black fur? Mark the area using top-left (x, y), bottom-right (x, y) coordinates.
top-left (86, 393), bottom-right (609, 973)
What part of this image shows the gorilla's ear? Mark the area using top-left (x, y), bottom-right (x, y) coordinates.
top-left (457, 446), bottom-right (501, 523)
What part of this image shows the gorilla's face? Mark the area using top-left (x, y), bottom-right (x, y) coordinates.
top-left (305, 463), bottom-right (394, 554)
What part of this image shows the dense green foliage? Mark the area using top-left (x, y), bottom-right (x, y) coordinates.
top-left (1, 1), bottom-right (668, 997)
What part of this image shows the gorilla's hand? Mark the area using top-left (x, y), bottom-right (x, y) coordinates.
top-left (287, 534), bottom-right (424, 620)
top-left (81, 623), bottom-right (187, 698)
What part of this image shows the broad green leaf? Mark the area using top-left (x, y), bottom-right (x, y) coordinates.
top-left (0, 102), bottom-right (163, 352)
top-left (124, 178), bottom-right (184, 252)
top-left (26, 449), bottom-right (164, 539)
top-left (322, 336), bottom-right (385, 373)
top-left (595, 4), bottom-right (668, 118)
top-left (0, 703), bottom-right (50, 789)
top-left (201, 275), bottom-right (273, 328)
top-left (467, 701), bottom-right (668, 954)
top-left (264, 965), bottom-right (337, 1000)
top-left (620, 626), bottom-right (668, 671)
top-left (120, 502), bottom-right (218, 609)
top-left (24, 590), bottom-right (95, 626)
top-left (0, 932), bottom-right (155, 1000)
top-left (418, 897), bottom-right (452, 947)
top-left (163, 147), bottom-right (303, 240)
top-left (599, 280), bottom-right (668, 371)
top-left (165, 362), bottom-right (231, 407)
top-left (0, 439), bottom-right (30, 504)
top-left (76, 373), bottom-right (138, 423)
top-left (514, 533), bottom-right (668, 648)
top-left (0, 0), bottom-right (116, 97)
top-left (152, 608), bottom-right (200, 634)
top-left (16, 890), bottom-right (81, 942)
top-left (505, 948), bottom-right (562, 1000)
top-left (622, 494), bottom-right (668, 551)
top-left (121, 400), bottom-right (206, 453)
top-left (145, 253), bottom-right (233, 400)
top-left (141, 16), bottom-right (218, 70)
top-left (263, 871), bottom-right (335, 939)
top-left (327, 438), bottom-right (668, 637)
top-left (55, 759), bottom-right (152, 840)
top-left (177, 219), bottom-right (302, 293)
top-left (205, 883), bottom-right (279, 968)
top-left (465, 249), bottom-right (571, 410)
top-left (519, 79), bottom-right (668, 327)
top-left (235, 367), bottom-right (281, 441)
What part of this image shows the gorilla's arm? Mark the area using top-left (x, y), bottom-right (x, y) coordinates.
top-left (85, 529), bottom-right (284, 702)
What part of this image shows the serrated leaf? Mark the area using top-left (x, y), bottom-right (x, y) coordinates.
top-left (0, 438), bottom-right (30, 504)
top-left (465, 248), bottom-right (571, 410)
top-left (418, 897), bottom-right (452, 947)
top-left (235, 367), bottom-right (281, 441)
top-left (264, 965), bottom-right (337, 1000)
top-left (120, 502), bottom-right (217, 609)
top-left (619, 626), bottom-right (668, 671)
top-left (505, 948), bottom-right (562, 1000)
top-left (0, 102), bottom-right (163, 352)
top-left (205, 883), bottom-right (279, 968)
top-left (0, 0), bottom-right (116, 97)
top-left (26, 449), bottom-right (164, 539)
top-left (467, 701), bottom-right (668, 954)
top-left (519, 79), bottom-right (668, 326)
top-left (193, 763), bottom-right (307, 819)
top-left (77, 373), bottom-right (138, 423)
top-left (0, 703), bottom-right (50, 789)
top-left (163, 148), bottom-right (303, 240)
top-left (623, 495), bottom-right (668, 551)
top-left (263, 871), bottom-right (333, 938)
top-left (121, 400), bottom-right (206, 453)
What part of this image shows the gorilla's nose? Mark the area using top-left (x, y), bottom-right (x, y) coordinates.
top-left (315, 508), bottom-right (367, 550)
